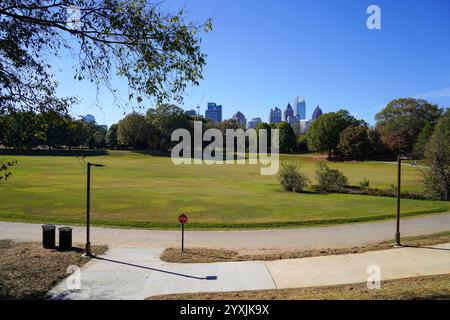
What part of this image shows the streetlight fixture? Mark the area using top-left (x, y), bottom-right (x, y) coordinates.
top-left (394, 155), bottom-right (410, 247)
top-left (85, 162), bottom-right (105, 256)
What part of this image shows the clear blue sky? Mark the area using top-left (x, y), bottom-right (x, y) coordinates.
top-left (52, 0), bottom-right (450, 126)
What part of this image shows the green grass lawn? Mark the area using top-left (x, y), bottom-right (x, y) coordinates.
top-left (0, 151), bottom-right (448, 229)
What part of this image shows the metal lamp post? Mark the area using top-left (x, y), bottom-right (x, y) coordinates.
top-left (395, 155), bottom-right (410, 247)
top-left (85, 162), bottom-right (105, 256)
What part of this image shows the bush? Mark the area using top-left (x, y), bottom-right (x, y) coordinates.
top-left (279, 163), bottom-right (310, 193)
top-left (315, 162), bottom-right (348, 191)
top-left (359, 177), bottom-right (370, 191)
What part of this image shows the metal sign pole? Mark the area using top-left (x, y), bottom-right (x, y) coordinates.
top-left (182, 224), bottom-right (184, 252)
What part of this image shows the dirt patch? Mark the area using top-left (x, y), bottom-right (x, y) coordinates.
top-left (160, 231), bottom-right (450, 263)
top-left (0, 240), bottom-right (107, 300)
top-left (149, 273), bottom-right (450, 300)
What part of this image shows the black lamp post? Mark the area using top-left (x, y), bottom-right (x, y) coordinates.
top-left (395, 155), bottom-right (410, 247)
top-left (85, 162), bottom-right (105, 256)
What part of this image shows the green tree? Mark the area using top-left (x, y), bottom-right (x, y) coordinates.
top-left (0, 0), bottom-right (211, 113)
top-left (65, 119), bottom-right (89, 149)
top-left (37, 111), bottom-right (69, 149)
top-left (255, 122), bottom-right (271, 152)
top-left (375, 98), bottom-right (442, 155)
top-left (118, 113), bottom-right (152, 149)
top-left (106, 124), bottom-right (119, 149)
top-left (3, 111), bottom-right (39, 149)
top-left (295, 134), bottom-right (309, 153)
top-left (307, 110), bottom-right (359, 158)
top-left (414, 122), bottom-right (435, 159)
top-left (422, 109), bottom-right (450, 200)
top-left (276, 122), bottom-right (296, 153)
top-left (89, 131), bottom-right (106, 149)
top-left (147, 104), bottom-right (191, 151)
top-left (337, 125), bottom-right (371, 159)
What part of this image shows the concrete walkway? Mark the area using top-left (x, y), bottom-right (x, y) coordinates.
top-left (1, 213), bottom-right (450, 252)
top-left (48, 243), bottom-right (450, 300)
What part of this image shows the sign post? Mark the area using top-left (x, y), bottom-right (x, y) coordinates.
top-left (178, 213), bottom-right (188, 251)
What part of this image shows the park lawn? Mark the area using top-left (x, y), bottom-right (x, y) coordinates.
top-left (0, 151), bottom-right (448, 229)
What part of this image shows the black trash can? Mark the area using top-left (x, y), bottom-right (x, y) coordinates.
top-left (42, 224), bottom-right (56, 249)
top-left (58, 227), bottom-right (72, 251)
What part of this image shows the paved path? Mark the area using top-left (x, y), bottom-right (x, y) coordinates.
top-left (1, 213), bottom-right (450, 252)
top-left (48, 243), bottom-right (450, 299)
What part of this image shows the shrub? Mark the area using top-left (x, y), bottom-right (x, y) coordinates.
top-left (359, 177), bottom-right (370, 191)
top-left (315, 162), bottom-right (348, 191)
top-left (279, 163), bottom-right (310, 193)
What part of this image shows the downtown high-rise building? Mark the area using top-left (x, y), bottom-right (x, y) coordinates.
top-left (232, 111), bottom-right (247, 128)
top-left (312, 105), bottom-right (323, 120)
top-left (247, 117), bottom-right (262, 129)
top-left (269, 107), bottom-right (282, 124)
top-left (284, 103), bottom-right (294, 121)
top-left (294, 96), bottom-right (306, 120)
top-left (205, 102), bottom-right (223, 122)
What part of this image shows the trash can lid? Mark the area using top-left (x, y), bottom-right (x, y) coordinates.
top-left (58, 227), bottom-right (72, 232)
top-left (42, 224), bottom-right (55, 230)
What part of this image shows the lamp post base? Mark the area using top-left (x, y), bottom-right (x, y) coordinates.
top-left (394, 232), bottom-right (402, 247)
top-left (85, 242), bottom-right (92, 257)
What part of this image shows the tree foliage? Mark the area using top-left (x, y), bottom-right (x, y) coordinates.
top-left (117, 112), bottom-right (152, 149)
top-left (337, 125), bottom-right (371, 159)
top-left (276, 121), bottom-right (296, 152)
top-left (422, 109), bottom-right (450, 200)
top-left (105, 123), bottom-right (118, 149)
top-left (307, 109), bottom-right (360, 157)
top-left (375, 98), bottom-right (442, 155)
top-left (0, 0), bottom-right (211, 113)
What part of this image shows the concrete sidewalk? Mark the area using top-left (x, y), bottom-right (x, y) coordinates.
top-left (48, 243), bottom-right (450, 300)
top-left (1, 213), bottom-right (450, 252)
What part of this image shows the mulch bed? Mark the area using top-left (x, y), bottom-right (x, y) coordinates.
top-left (0, 240), bottom-right (107, 299)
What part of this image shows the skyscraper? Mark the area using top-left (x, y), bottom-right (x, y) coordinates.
top-left (232, 111), bottom-right (247, 128)
top-left (312, 105), bottom-right (323, 120)
top-left (185, 109), bottom-right (197, 117)
top-left (205, 102), bottom-right (222, 122)
top-left (294, 96), bottom-right (306, 120)
top-left (247, 117), bottom-right (262, 129)
top-left (284, 103), bottom-right (294, 121)
top-left (269, 107), bottom-right (282, 124)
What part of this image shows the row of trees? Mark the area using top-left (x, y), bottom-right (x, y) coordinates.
top-left (0, 111), bottom-right (107, 150)
top-left (298, 98), bottom-right (446, 161)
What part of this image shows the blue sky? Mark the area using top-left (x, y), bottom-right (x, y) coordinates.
top-left (52, 0), bottom-right (450, 126)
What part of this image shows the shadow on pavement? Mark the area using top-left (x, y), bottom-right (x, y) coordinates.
top-left (93, 256), bottom-right (218, 280)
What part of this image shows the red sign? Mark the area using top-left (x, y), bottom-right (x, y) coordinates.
top-left (178, 213), bottom-right (188, 224)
